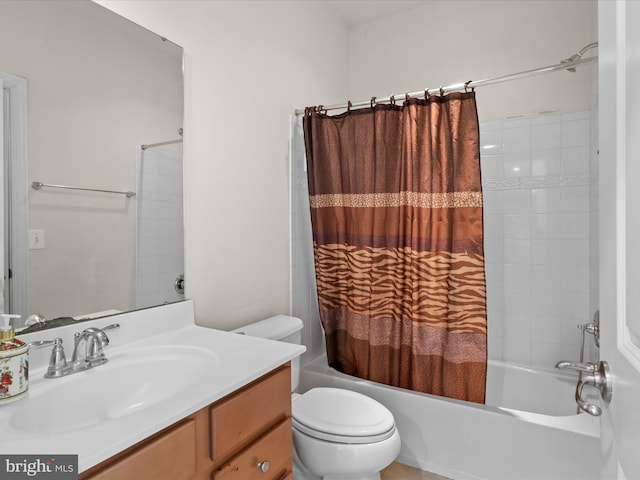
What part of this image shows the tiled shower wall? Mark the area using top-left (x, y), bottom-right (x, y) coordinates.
top-left (290, 110), bottom-right (598, 369)
top-left (480, 111), bottom-right (597, 367)
top-left (135, 148), bottom-right (185, 309)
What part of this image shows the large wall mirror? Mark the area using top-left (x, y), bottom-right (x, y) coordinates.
top-left (0, 0), bottom-right (184, 327)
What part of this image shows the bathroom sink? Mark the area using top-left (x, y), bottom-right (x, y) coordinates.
top-left (10, 345), bottom-right (217, 434)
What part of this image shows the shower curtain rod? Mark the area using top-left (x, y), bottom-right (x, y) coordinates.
top-left (141, 138), bottom-right (183, 150)
top-left (294, 55), bottom-right (597, 116)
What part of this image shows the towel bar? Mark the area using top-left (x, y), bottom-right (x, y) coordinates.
top-left (31, 181), bottom-right (135, 198)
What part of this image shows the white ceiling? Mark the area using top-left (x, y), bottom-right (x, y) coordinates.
top-left (328, 0), bottom-right (432, 26)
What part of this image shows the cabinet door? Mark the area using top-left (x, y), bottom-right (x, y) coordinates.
top-left (84, 419), bottom-right (196, 480)
top-left (210, 365), bottom-right (290, 465)
top-left (212, 419), bottom-right (292, 480)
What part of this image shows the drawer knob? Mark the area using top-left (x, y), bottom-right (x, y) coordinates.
top-left (257, 460), bottom-right (270, 473)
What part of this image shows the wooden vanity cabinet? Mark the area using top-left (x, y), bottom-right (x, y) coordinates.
top-left (79, 363), bottom-right (292, 480)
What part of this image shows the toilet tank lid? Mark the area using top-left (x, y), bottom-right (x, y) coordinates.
top-left (231, 315), bottom-right (303, 340)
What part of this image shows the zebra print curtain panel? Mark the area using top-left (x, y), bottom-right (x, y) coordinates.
top-left (303, 92), bottom-right (487, 403)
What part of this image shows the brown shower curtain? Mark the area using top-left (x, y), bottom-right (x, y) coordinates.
top-left (303, 92), bottom-right (487, 403)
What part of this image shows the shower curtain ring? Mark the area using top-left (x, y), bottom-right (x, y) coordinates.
top-left (347, 100), bottom-right (352, 112)
top-left (464, 80), bottom-right (474, 93)
top-left (405, 92), bottom-right (411, 104)
top-left (424, 88), bottom-right (430, 100)
top-left (439, 86), bottom-right (445, 96)
top-left (390, 95), bottom-right (396, 105)
top-left (370, 96), bottom-right (377, 108)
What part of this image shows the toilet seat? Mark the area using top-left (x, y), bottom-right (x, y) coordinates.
top-left (292, 387), bottom-right (396, 444)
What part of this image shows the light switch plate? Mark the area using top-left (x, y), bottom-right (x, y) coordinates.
top-left (29, 229), bottom-right (45, 249)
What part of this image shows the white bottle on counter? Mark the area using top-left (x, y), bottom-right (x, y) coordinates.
top-left (0, 314), bottom-right (28, 404)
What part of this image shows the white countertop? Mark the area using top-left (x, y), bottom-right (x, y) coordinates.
top-left (0, 301), bottom-right (305, 472)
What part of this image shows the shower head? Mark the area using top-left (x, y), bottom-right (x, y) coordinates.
top-left (561, 42), bottom-right (598, 72)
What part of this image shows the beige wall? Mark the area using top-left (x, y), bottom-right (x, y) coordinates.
top-left (97, 0), bottom-right (596, 332)
top-left (348, 0), bottom-right (597, 122)
top-left (0, 1), bottom-right (183, 318)
top-left (97, 0), bottom-right (350, 330)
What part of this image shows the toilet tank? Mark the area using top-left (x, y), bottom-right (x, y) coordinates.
top-left (231, 315), bottom-right (303, 391)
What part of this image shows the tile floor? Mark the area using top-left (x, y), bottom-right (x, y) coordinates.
top-left (381, 462), bottom-right (451, 480)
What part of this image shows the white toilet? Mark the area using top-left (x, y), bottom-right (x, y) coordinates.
top-left (233, 315), bottom-right (401, 480)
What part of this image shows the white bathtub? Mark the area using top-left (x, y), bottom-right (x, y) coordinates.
top-left (299, 356), bottom-right (600, 480)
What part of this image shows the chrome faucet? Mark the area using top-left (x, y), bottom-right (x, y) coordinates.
top-left (72, 327), bottom-right (111, 367)
top-left (31, 324), bottom-right (120, 379)
top-left (555, 359), bottom-right (612, 416)
top-left (554, 361), bottom-right (597, 374)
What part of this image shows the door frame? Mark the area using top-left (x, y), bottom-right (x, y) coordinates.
top-left (598, 1), bottom-right (640, 478)
top-left (0, 72), bottom-right (28, 318)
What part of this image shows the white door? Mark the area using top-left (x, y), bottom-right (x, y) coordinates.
top-left (599, 1), bottom-right (640, 478)
top-left (0, 72), bottom-right (27, 318)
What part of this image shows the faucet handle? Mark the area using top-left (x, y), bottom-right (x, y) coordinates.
top-left (28, 338), bottom-right (69, 379)
top-left (29, 339), bottom-right (57, 349)
top-left (25, 314), bottom-right (47, 327)
top-left (43, 338), bottom-right (68, 378)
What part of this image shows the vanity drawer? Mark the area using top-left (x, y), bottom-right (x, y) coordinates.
top-left (83, 419), bottom-right (196, 480)
top-left (212, 418), bottom-right (292, 480)
top-left (210, 364), bottom-right (291, 464)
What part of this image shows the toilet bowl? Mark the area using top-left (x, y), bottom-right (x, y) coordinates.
top-left (292, 387), bottom-right (401, 480)
top-left (232, 315), bottom-right (401, 480)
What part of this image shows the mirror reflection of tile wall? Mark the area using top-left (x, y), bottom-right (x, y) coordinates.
top-left (136, 148), bottom-right (185, 309)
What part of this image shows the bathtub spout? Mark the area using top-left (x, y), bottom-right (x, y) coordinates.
top-left (555, 361), bottom-right (597, 373)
